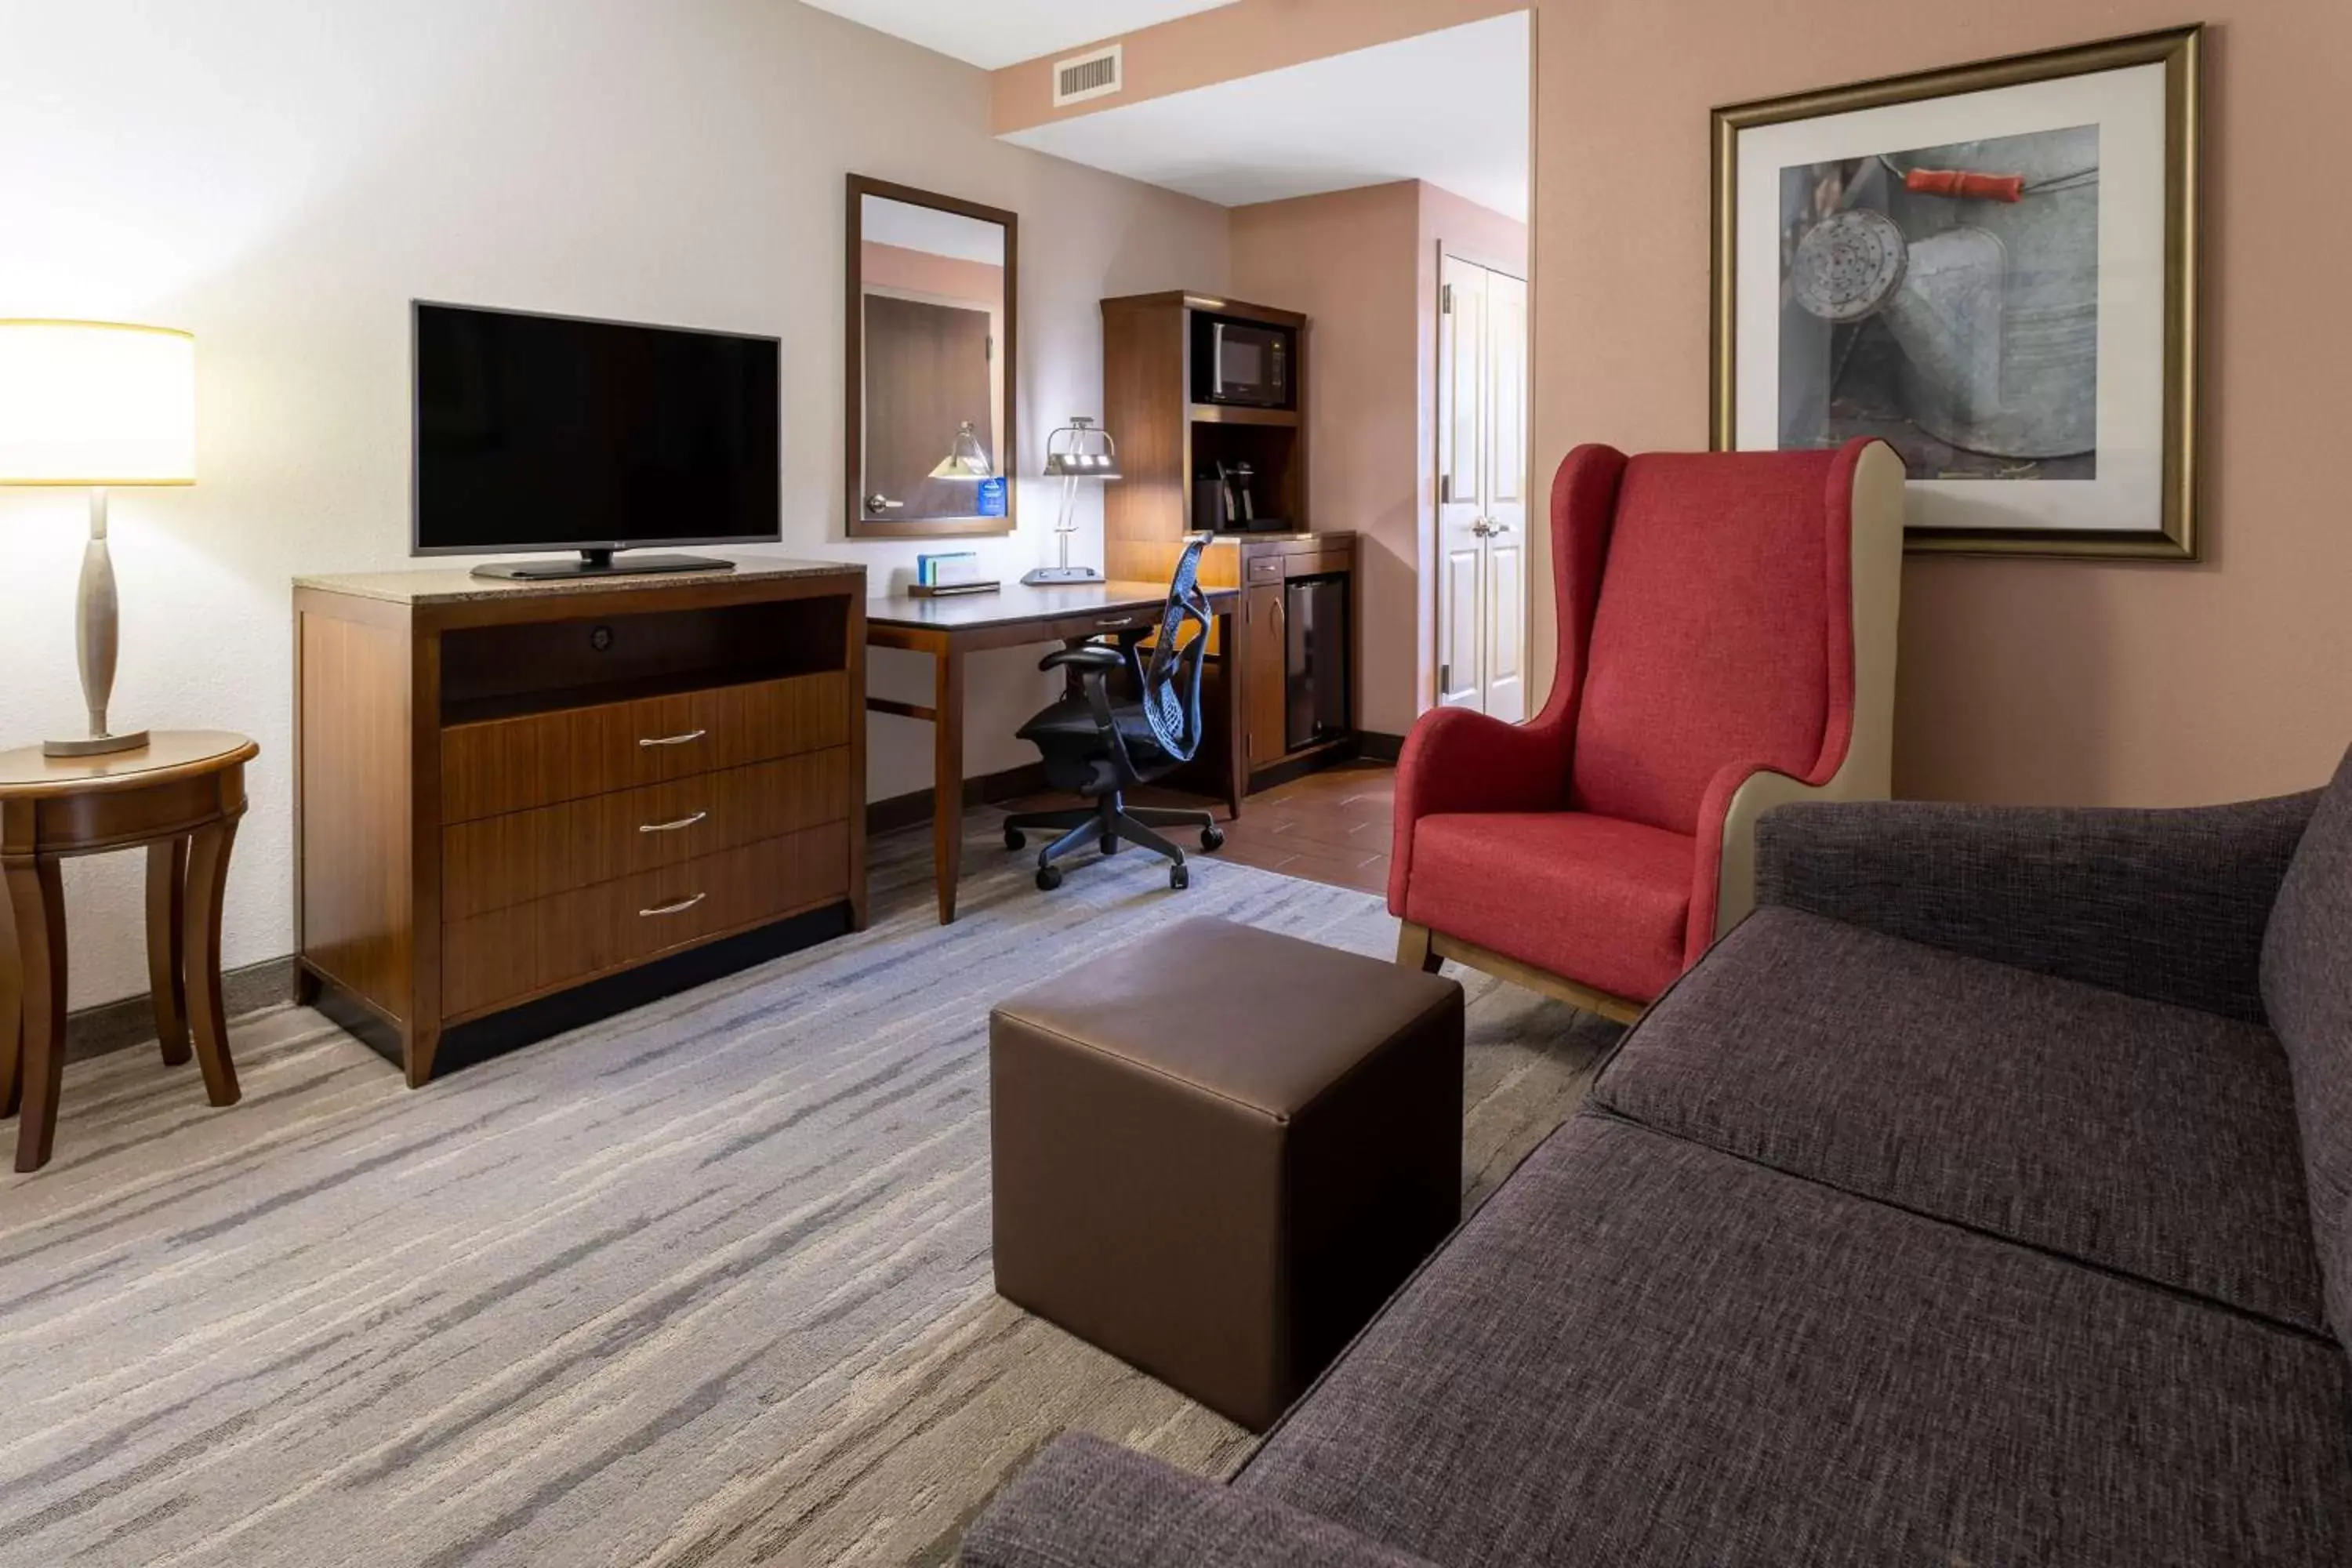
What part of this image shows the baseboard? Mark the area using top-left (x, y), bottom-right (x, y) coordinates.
top-left (64, 956), bottom-right (298, 1065)
top-left (867, 761), bottom-right (1051, 836)
top-left (1356, 730), bottom-right (1406, 764)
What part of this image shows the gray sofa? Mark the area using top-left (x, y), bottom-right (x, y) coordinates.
top-left (961, 749), bottom-right (2352, 1566)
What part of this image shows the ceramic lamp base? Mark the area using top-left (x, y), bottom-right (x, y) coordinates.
top-left (45, 728), bottom-right (151, 759)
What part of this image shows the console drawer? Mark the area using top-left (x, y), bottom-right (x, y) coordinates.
top-left (441, 821), bottom-right (851, 1021)
top-left (441, 748), bottom-right (852, 922)
top-left (440, 671), bottom-right (851, 824)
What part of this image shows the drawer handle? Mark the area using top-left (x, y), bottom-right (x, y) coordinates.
top-left (639, 729), bottom-right (708, 749)
top-left (639, 891), bottom-right (708, 917)
top-left (1094, 615), bottom-right (1138, 629)
top-left (638, 811), bottom-right (709, 834)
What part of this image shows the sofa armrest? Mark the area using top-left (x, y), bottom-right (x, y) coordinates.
top-left (1753, 792), bottom-right (2322, 1022)
top-left (1389, 708), bottom-right (1571, 911)
top-left (960, 1435), bottom-right (1442, 1568)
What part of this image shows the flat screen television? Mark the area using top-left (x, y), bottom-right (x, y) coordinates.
top-left (412, 301), bottom-right (782, 579)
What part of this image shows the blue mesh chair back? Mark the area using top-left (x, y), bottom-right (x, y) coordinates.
top-left (1141, 533), bottom-right (1213, 763)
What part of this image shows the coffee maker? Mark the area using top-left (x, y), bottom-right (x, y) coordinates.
top-left (1192, 460), bottom-right (1265, 533)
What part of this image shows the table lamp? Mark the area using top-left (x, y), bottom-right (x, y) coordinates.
top-left (1022, 416), bottom-right (1118, 586)
top-left (929, 419), bottom-right (994, 480)
top-left (0, 320), bottom-right (194, 757)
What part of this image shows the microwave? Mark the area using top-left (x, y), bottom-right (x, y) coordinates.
top-left (1191, 312), bottom-right (1294, 410)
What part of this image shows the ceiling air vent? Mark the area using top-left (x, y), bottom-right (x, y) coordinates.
top-left (1052, 44), bottom-right (1123, 107)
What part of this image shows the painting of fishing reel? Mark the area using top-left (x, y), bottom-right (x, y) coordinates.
top-left (1779, 125), bottom-right (2100, 478)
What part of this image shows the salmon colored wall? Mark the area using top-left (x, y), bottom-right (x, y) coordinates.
top-left (1231, 183), bottom-right (1425, 735)
top-left (1234, 182), bottom-right (1530, 739)
top-left (1530, 0), bottom-right (2352, 805)
top-left (992, 0), bottom-right (1525, 134)
top-left (859, 241), bottom-right (1003, 310)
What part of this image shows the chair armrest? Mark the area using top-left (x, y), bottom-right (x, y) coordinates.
top-left (1389, 709), bottom-right (1572, 913)
top-left (1040, 644), bottom-right (1127, 673)
top-left (1754, 792), bottom-right (2322, 1022)
top-left (959, 1435), bottom-right (1443, 1568)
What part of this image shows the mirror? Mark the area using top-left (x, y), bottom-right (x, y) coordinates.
top-left (847, 176), bottom-right (1018, 538)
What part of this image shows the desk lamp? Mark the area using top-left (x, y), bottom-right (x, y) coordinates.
top-left (0, 320), bottom-right (195, 756)
top-left (1023, 416), bottom-right (1118, 586)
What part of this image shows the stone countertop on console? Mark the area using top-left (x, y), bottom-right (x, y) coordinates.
top-left (294, 554), bottom-right (861, 605)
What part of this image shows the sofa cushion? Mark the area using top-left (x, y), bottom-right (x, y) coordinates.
top-left (2265, 744), bottom-right (2352, 1342)
top-left (1400, 811), bottom-right (1692, 1001)
top-left (1240, 1115), bottom-right (2352, 1567)
top-left (1592, 907), bottom-right (2328, 1334)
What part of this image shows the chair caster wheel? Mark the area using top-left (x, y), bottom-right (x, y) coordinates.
top-left (1170, 862), bottom-right (1189, 891)
top-left (1036, 866), bottom-right (1063, 891)
top-left (1004, 827), bottom-right (1026, 851)
top-left (1200, 826), bottom-right (1225, 851)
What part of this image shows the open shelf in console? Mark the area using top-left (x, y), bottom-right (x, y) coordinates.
top-left (439, 595), bottom-right (849, 728)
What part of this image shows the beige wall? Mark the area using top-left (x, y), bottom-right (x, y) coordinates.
top-left (992, 0), bottom-right (1525, 134)
top-left (1234, 181), bottom-right (1534, 738)
top-left (0, 0), bottom-right (1230, 1008)
top-left (1530, 0), bottom-right (2352, 806)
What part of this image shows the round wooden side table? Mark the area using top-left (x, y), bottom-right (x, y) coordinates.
top-left (0, 731), bottom-right (258, 1172)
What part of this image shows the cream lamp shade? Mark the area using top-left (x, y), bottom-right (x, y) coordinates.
top-left (0, 318), bottom-right (195, 756)
top-left (0, 320), bottom-right (196, 485)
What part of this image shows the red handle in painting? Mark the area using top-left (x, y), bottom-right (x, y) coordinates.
top-left (1904, 168), bottom-right (2027, 201)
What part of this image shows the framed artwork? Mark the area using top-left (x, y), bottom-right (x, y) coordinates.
top-left (1711, 27), bottom-right (2201, 558)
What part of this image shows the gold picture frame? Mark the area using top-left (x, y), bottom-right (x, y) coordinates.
top-left (1709, 26), bottom-right (2201, 559)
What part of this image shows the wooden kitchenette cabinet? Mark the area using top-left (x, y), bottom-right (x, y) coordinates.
top-left (1101, 291), bottom-right (1359, 793)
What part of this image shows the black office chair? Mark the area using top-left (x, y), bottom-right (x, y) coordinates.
top-left (1004, 534), bottom-right (1226, 891)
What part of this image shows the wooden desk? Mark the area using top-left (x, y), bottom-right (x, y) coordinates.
top-left (0, 731), bottom-right (256, 1171)
top-left (868, 581), bottom-right (1244, 924)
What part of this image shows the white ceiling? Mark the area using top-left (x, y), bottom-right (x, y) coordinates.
top-left (861, 194), bottom-right (1006, 263)
top-left (1002, 13), bottom-right (1529, 220)
top-left (796, 0), bottom-right (1241, 71)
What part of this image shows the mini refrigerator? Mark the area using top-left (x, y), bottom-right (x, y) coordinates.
top-left (1284, 574), bottom-right (1351, 753)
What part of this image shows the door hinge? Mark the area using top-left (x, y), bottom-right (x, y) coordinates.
top-left (1439, 283), bottom-right (1454, 314)
top-left (1439, 474), bottom-right (1452, 504)
top-left (1439, 662), bottom-right (1452, 692)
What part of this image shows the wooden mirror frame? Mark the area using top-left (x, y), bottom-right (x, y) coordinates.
top-left (845, 174), bottom-right (1019, 540)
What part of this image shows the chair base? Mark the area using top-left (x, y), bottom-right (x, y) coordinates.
top-left (1006, 793), bottom-right (1223, 892)
top-left (1395, 920), bottom-right (1648, 1025)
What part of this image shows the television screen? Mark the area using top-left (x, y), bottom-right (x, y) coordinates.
top-left (413, 302), bottom-right (781, 554)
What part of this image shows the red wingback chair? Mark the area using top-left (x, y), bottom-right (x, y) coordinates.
top-left (1391, 437), bottom-right (1904, 1018)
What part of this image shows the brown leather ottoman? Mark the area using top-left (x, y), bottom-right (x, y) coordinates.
top-left (989, 916), bottom-right (1465, 1431)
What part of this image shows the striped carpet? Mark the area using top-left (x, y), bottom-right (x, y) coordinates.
top-left (0, 815), bottom-right (1617, 1567)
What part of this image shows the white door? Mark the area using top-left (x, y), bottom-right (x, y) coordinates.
top-left (1434, 253), bottom-right (1530, 719)
top-left (1436, 256), bottom-right (1488, 710)
top-left (1480, 270), bottom-right (1528, 722)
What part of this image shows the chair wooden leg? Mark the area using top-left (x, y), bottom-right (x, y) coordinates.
top-left (8, 858), bottom-right (67, 1172)
top-left (1396, 920), bottom-right (1443, 975)
top-left (146, 837), bottom-right (191, 1067)
top-left (183, 820), bottom-right (242, 1109)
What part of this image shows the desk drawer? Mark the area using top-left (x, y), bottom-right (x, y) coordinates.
top-left (1284, 548), bottom-right (1353, 580)
top-left (441, 671), bottom-right (849, 823)
top-left (441, 749), bottom-right (851, 922)
top-left (441, 821), bottom-right (851, 1020)
top-left (1244, 554), bottom-right (1284, 585)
